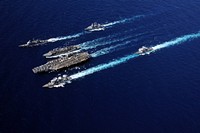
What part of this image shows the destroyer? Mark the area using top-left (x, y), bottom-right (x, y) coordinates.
top-left (43, 45), bottom-right (81, 58)
top-left (32, 52), bottom-right (90, 73)
top-left (19, 39), bottom-right (47, 47)
top-left (135, 46), bottom-right (154, 55)
top-left (43, 75), bottom-right (72, 88)
top-left (85, 22), bottom-right (105, 32)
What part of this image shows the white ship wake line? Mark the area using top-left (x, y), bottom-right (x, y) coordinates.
top-left (91, 40), bottom-right (132, 57)
top-left (87, 31), bottom-right (150, 57)
top-left (82, 36), bottom-right (132, 50)
top-left (103, 15), bottom-right (145, 27)
top-left (81, 32), bottom-right (148, 50)
top-left (19, 32), bottom-right (85, 47)
top-left (90, 32), bottom-right (150, 58)
top-left (153, 31), bottom-right (200, 50)
top-left (79, 27), bottom-right (144, 48)
top-left (70, 54), bottom-right (139, 80)
top-left (46, 32), bottom-right (85, 42)
top-left (70, 30), bottom-right (200, 81)
top-left (79, 33), bottom-right (121, 48)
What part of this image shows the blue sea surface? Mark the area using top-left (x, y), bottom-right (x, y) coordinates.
top-left (1, 0), bottom-right (200, 133)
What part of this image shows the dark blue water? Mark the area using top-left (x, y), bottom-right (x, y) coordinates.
top-left (1, 0), bottom-right (200, 133)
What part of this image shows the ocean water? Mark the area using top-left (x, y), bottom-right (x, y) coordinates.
top-left (1, 0), bottom-right (200, 133)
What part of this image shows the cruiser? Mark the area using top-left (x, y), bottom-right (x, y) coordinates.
top-left (135, 46), bottom-right (154, 55)
top-left (43, 75), bottom-right (72, 88)
top-left (19, 39), bottom-right (47, 47)
top-left (85, 22), bottom-right (105, 32)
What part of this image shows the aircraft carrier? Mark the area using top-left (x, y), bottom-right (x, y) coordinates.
top-left (43, 45), bottom-right (81, 58)
top-left (32, 52), bottom-right (90, 73)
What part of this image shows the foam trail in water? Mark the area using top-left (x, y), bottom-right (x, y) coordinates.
top-left (90, 31), bottom-right (152, 57)
top-left (46, 32), bottom-right (85, 43)
top-left (91, 40), bottom-right (132, 57)
top-left (81, 32), bottom-right (148, 50)
top-left (79, 29), bottom-right (135, 48)
top-left (71, 31), bottom-right (200, 81)
top-left (103, 15), bottom-right (145, 27)
top-left (83, 36), bottom-right (132, 50)
top-left (90, 33), bottom-right (149, 58)
top-left (70, 54), bottom-right (139, 80)
top-left (153, 31), bottom-right (200, 50)
top-left (79, 33), bottom-right (121, 48)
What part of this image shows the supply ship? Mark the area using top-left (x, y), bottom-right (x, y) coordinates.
top-left (43, 45), bottom-right (81, 58)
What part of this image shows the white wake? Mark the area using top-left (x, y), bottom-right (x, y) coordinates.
top-left (153, 31), bottom-right (200, 50)
top-left (79, 33), bottom-right (121, 48)
top-left (91, 40), bottom-right (132, 57)
top-left (103, 15), bottom-right (145, 27)
top-left (70, 54), bottom-right (139, 80)
top-left (70, 31), bottom-right (200, 81)
top-left (80, 32), bottom-right (148, 50)
top-left (46, 32), bottom-right (85, 43)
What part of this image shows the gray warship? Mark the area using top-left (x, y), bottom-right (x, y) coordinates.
top-left (19, 39), bottom-right (48, 48)
top-left (43, 75), bottom-right (72, 88)
top-left (43, 45), bottom-right (81, 58)
top-left (85, 22), bottom-right (105, 32)
top-left (32, 52), bottom-right (90, 73)
top-left (135, 46), bottom-right (154, 55)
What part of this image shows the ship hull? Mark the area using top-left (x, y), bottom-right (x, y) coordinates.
top-left (43, 45), bottom-right (81, 58)
top-left (32, 52), bottom-right (90, 73)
